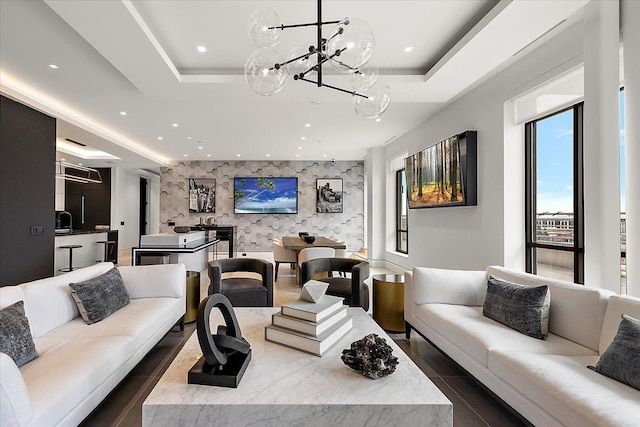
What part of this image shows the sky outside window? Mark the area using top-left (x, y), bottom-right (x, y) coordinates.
top-left (535, 109), bottom-right (574, 213)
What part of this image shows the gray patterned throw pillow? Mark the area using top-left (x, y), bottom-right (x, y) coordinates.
top-left (0, 300), bottom-right (38, 367)
top-left (590, 314), bottom-right (640, 391)
top-left (69, 268), bottom-right (130, 324)
top-left (482, 275), bottom-right (550, 339)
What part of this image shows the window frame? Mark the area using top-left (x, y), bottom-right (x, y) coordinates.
top-left (525, 103), bottom-right (584, 284)
top-left (396, 169), bottom-right (408, 254)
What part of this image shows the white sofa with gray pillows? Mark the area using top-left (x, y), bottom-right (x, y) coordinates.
top-left (405, 265), bottom-right (640, 427)
top-left (0, 262), bottom-right (186, 427)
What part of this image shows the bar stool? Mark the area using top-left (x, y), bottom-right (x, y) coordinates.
top-left (59, 244), bottom-right (82, 272)
top-left (96, 240), bottom-right (116, 263)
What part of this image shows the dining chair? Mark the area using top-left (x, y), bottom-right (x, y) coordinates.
top-left (297, 247), bottom-right (336, 268)
top-left (334, 239), bottom-right (347, 258)
top-left (272, 238), bottom-right (297, 282)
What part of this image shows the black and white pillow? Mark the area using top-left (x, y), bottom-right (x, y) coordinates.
top-left (589, 314), bottom-right (640, 391)
top-left (0, 301), bottom-right (38, 367)
top-left (69, 268), bottom-right (130, 324)
top-left (482, 275), bottom-right (550, 339)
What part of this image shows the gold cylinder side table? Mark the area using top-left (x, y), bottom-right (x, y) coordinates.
top-left (372, 274), bottom-right (405, 332)
top-left (185, 271), bottom-right (201, 323)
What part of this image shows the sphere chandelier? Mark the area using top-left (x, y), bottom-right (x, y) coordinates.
top-left (244, 0), bottom-right (391, 118)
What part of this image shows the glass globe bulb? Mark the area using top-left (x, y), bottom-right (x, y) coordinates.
top-left (244, 48), bottom-right (287, 96)
top-left (286, 47), bottom-right (317, 77)
top-left (248, 8), bottom-right (281, 48)
top-left (327, 18), bottom-right (375, 73)
top-left (349, 60), bottom-right (379, 90)
top-left (353, 81), bottom-right (391, 118)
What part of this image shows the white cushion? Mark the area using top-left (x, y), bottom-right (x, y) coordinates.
top-left (117, 264), bottom-right (186, 299)
top-left (24, 336), bottom-right (134, 427)
top-left (488, 350), bottom-right (640, 427)
top-left (44, 298), bottom-right (182, 351)
top-left (412, 267), bottom-right (487, 306)
top-left (414, 304), bottom-right (596, 367)
top-left (599, 294), bottom-right (640, 353)
top-left (19, 263), bottom-right (114, 338)
top-left (487, 266), bottom-right (613, 351)
top-left (0, 287), bottom-right (25, 310)
top-left (0, 353), bottom-right (33, 427)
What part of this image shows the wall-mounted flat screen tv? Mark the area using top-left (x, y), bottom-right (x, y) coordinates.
top-left (404, 131), bottom-right (477, 209)
top-left (234, 177), bottom-right (298, 214)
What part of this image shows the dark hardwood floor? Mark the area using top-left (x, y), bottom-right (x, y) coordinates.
top-left (81, 323), bottom-right (530, 427)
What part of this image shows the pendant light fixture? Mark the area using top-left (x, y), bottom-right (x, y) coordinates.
top-left (244, 0), bottom-right (391, 118)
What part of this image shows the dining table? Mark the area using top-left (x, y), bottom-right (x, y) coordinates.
top-left (281, 236), bottom-right (346, 285)
top-left (281, 236), bottom-right (346, 251)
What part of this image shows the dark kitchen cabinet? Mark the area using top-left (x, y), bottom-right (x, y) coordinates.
top-left (65, 168), bottom-right (111, 231)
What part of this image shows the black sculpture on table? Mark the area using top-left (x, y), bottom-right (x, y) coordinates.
top-left (188, 293), bottom-right (251, 388)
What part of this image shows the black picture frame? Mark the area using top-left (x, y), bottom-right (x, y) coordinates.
top-left (189, 178), bottom-right (216, 213)
top-left (316, 178), bottom-right (343, 213)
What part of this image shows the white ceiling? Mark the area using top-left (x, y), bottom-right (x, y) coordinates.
top-left (0, 0), bottom-right (588, 169)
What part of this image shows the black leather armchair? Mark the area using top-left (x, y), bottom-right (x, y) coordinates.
top-left (208, 258), bottom-right (274, 307)
top-left (300, 258), bottom-right (370, 311)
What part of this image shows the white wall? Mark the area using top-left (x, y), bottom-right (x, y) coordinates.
top-left (381, 21), bottom-right (586, 272)
top-left (111, 168), bottom-right (160, 250)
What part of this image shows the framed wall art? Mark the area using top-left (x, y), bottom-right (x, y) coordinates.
top-left (316, 178), bottom-right (343, 213)
top-left (189, 178), bottom-right (216, 213)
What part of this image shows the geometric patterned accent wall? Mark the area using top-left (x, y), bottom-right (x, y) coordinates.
top-left (160, 160), bottom-right (364, 252)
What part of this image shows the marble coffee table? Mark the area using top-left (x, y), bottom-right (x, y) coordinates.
top-left (142, 308), bottom-right (452, 426)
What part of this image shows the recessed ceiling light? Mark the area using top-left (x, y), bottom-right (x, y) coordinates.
top-left (375, 118), bottom-right (381, 122)
top-left (172, 123), bottom-right (178, 127)
top-left (305, 123), bottom-right (311, 127)
top-left (120, 111), bottom-right (127, 116)
top-left (207, 154), bottom-right (212, 157)
top-left (198, 146), bottom-right (203, 150)
top-left (183, 154), bottom-right (188, 157)
top-left (296, 154), bottom-right (300, 157)
top-left (78, 163), bottom-right (83, 166)
top-left (301, 137), bottom-right (306, 140)
top-left (298, 146), bottom-right (302, 150)
top-left (187, 136), bottom-right (192, 140)
top-left (323, 154), bottom-right (327, 157)
top-left (266, 154), bottom-right (271, 157)
top-left (48, 64), bottom-right (58, 69)
top-left (404, 46), bottom-right (414, 53)
top-left (157, 137), bottom-right (163, 140)
top-left (236, 154), bottom-right (241, 157)
top-left (197, 46), bottom-right (207, 53)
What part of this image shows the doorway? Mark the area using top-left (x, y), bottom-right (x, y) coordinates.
top-left (139, 177), bottom-right (148, 237)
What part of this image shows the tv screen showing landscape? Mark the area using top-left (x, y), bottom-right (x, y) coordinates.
top-left (234, 177), bottom-right (298, 214)
top-left (405, 131), bottom-right (476, 209)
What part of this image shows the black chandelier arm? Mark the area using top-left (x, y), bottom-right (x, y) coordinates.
top-left (268, 19), bottom-right (344, 31)
top-left (295, 46), bottom-right (346, 79)
top-left (297, 77), bottom-right (368, 99)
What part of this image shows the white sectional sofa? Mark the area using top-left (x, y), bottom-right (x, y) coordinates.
top-left (0, 262), bottom-right (186, 427)
top-left (404, 265), bottom-right (640, 427)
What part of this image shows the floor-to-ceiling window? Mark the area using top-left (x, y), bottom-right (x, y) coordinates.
top-left (525, 104), bottom-right (584, 283)
top-left (396, 169), bottom-right (408, 254)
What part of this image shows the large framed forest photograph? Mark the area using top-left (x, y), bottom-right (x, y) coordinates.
top-left (404, 131), bottom-right (477, 209)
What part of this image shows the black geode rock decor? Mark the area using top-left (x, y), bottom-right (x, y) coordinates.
top-left (341, 333), bottom-right (399, 379)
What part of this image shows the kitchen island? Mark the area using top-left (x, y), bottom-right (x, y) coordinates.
top-left (54, 230), bottom-right (111, 274)
top-left (132, 231), bottom-right (219, 271)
